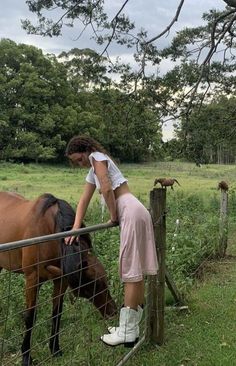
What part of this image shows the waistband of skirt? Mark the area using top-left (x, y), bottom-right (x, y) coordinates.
top-left (116, 192), bottom-right (134, 203)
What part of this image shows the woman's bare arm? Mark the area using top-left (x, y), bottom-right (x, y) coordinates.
top-left (92, 159), bottom-right (118, 223)
top-left (65, 182), bottom-right (96, 244)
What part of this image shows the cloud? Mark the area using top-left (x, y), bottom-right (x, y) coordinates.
top-left (1, 0), bottom-right (226, 55)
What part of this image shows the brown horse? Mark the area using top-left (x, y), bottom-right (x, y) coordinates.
top-left (0, 192), bottom-right (116, 366)
top-left (154, 178), bottom-right (181, 190)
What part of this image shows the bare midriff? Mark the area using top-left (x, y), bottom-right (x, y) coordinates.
top-left (114, 182), bottom-right (130, 199)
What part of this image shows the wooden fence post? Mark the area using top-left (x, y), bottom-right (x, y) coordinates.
top-left (147, 187), bottom-right (166, 345)
top-left (218, 190), bottom-right (228, 257)
top-left (165, 267), bottom-right (184, 305)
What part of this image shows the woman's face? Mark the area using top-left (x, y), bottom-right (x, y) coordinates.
top-left (68, 152), bottom-right (91, 168)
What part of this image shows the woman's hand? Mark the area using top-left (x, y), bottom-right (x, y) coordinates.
top-left (64, 227), bottom-right (80, 245)
top-left (64, 235), bottom-right (78, 245)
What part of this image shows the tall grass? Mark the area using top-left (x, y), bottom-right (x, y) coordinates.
top-left (0, 161), bottom-right (236, 364)
top-left (0, 160), bottom-right (235, 288)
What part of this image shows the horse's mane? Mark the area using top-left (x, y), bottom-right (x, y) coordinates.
top-left (38, 193), bottom-right (92, 247)
top-left (39, 193), bottom-right (58, 215)
top-left (56, 198), bottom-right (92, 248)
top-left (56, 198), bottom-right (93, 293)
top-left (39, 193), bottom-right (92, 291)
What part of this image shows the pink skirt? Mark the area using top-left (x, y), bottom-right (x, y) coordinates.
top-left (116, 193), bottom-right (158, 282)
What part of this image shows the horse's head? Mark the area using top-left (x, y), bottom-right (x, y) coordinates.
top-left (154, 178), bottom-right (165, 186)
top-left (62, 239), bottom-right (116, 318)
top-left (56, 198), bottom-right (117, 318)
top-left (65, 238), bottom-right (116, 318)
top-left (78, 249), bottom-right (117, 318)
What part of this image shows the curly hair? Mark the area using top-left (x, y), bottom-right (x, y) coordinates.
top-left (65, 135), bottom-right (108, 156)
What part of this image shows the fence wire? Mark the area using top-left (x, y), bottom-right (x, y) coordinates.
top-left (0, 224), bottom-right (151, 366)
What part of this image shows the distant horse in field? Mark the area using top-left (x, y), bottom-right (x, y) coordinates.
top-left (154, 178), bottom-right (181, 190)
top-left (0, 192), bottom-right (116, 366)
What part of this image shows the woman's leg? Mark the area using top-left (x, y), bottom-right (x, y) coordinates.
top-left (101, 280), bottom-right (144, 346)
top-left (124, 280), bottom-right (144, 309)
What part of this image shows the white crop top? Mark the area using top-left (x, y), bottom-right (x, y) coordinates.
top-left (86, 152), bottom-right (128, 190)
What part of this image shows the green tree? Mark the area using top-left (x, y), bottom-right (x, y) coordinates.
top-left (59, 48), bottom-right (111, 91)
top-left (88, 89), bottom-right (163, 162)
top-left (176, 96), bottom-right (236, 164)
top-left (0, 39), bottom-right (76, 162)
top-left (0, 39), bottom-right (163, 163)
top-left (160, 7), bottom-right (236, 117)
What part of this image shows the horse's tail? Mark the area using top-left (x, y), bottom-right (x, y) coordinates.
top-left (174, 179), bottom-right (181, 186)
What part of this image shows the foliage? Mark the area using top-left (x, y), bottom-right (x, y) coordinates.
top-left (0, 38), bottom-right (75, 162)
top-left (0, 39), bottom-right (163, 163)
top-left (18, 1), bottom-right (236, 164)
top-left (160, 8), bottom-right (236, 105)
top-left (166, 191), bottom-right (219, 289)
top-left (58, 48), bottom-right (111, 91)
top-left (22, 0), bottom-right (135, 43)
top-left (22, 2), bottom-right (236, 111)
top-left (175, 96), bottom-right (236, 164)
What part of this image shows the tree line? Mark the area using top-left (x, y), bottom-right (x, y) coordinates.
top-left (0, 39), bottom-right (163, 163)
top-left (1, 23), bottom-right (236, 164)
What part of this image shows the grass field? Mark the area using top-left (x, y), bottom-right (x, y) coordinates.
top-left (0, 161), bottom-right (236, 365)
top-left (0, 160), bottom-right (236, 203)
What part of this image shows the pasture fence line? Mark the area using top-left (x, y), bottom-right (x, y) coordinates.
top-left (218, 189), bottom-right (228, 257)
top-left (146, 184), bottom-right (230, 345)
top-left (1, 185), bottom-right (227, 365)
top-left (0, 189), bottom-right (169, 366)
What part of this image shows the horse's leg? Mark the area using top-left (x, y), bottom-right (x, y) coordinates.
top-left (21, 272), bottom-right (39, 366)
top-left (49, 278), bottom-right (67, 357)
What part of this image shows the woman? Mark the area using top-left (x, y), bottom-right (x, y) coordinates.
top-left (65, 135), bottom-right (158, 347)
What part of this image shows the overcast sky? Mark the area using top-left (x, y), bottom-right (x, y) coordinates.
top-left (0, 0), bottom-right (226, 140)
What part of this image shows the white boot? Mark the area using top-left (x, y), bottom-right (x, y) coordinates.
top-left (107, 305), bottom-right (143, 340)
top-left (101, 307), bottom-right (138, 347)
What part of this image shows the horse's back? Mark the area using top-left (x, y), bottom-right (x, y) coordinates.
top-left (0, 191), bottom-right (26, 205)
top-left (0, 192), bottom-right (32, 241)
top-left (0, 192), bottom-right (59, 272)
top-left (0, 192), bottom-right (30, 270)
top-left (0, 192), bottom-right (57, 235)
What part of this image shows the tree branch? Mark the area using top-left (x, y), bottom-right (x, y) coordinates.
top-left (184, 11), bottom-right (236, 116)
top-left (101, 0), bottom-right (130, 55)
top-left (144, 0), bottom-right (185, 45)
top-left (223, 0), bottom-right (236, 8)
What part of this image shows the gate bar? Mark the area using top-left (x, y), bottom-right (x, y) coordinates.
top-left (0, 222), bottom-right (118, 252)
